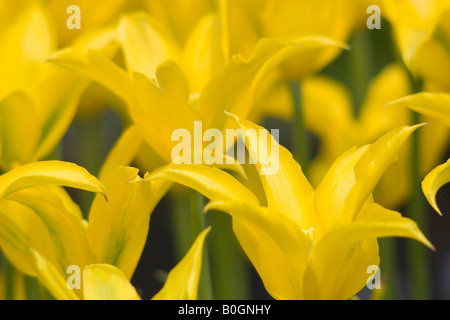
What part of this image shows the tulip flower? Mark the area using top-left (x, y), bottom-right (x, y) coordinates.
top-left (0, 126), bottom-right (209, 300)
top-left (252, 64), bottom-right (449, 208)
top-left (382, 0), bottom-right (450, 92)
top-left (0, 3), bottom-right (120, 171)
top-left (147, 114), bottom-right (432, 299)
top-left (48, 10), bottom-right (345, 169)
top-left (31, 227), bottom-right (210, 300)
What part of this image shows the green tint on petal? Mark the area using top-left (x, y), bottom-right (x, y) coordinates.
top-left (87, 167), bottom-right (158, 279)
top-left (31, 249), bottom-right (80, 300)
top-left (7, 186), bottom-right (94, 275)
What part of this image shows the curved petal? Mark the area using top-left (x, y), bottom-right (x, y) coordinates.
top-left (182, 13), bottom-right (228, 93)
top-left (31, 250), bottom-right (80, 300)
top-left (205, 201), bottom-right (310, 300)
top-left (387, 92), bottom-right (450, 127)
top-left (314, 145), bottom-right (368, 233)
top-left (83, 264), bottom-right (140, 300)
top-left (48, 48), bottom-right (134, 107)
top-left (117, 12), bottom-right (181, 79)
top-left (131, 61), bottom-right (201, 161)
top-left (0, 199), bottom-right (56, 277)
top-left (422, 158), bottom-right (450, 215)
top-left (305, 203), bottom-right (432, 299)
top-left (7, 186), bottom-right (95, 274)
top-left (147, 164), bottom-right (258, 205)
top-left (229, 113), bottom-right (317, 231)
top-left (0, 160), bottom-right (106, 199)
top-left (152, 227), bottom-right (211, 300)
top-left (87, 167), bottom-right (159, 279)
top-left (197, 37), bottom-right (347, 131)
top-left (342, 125), bottom-right (425, 221)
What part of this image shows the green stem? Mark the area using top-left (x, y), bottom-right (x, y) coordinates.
top-left (289, 80), bottom-right (309, 175)
top-left (348, 31), bottom-right (375, 115)
top-left (170, 192), bottom-right (193, 263)
top-left (406, 111), bottom-right (431, 300)
top-left (3, 256), bottom-right (14, 300)
top-left (377, 239), bottom-right (398, 300)
top-left (76, 117), bottom-right (102, 216)
top-left (208, 211), bottom-right (250, 300)
top-left (189, 190), bottom-right (213, 300)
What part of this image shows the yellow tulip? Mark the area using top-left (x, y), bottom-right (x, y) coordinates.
top-left (0, 132), bottom-right (210, 299)
top-left (0, 3), bottom-right (118, 171)
top-left (31, 227), bottom-right (210, 300)
top-left (382, 0), bottom-right (450, 91)
top-left (252, 64), bottom-right (449, 208)
top-left (48, 9), bottom-right (345, 171)
top-left (147, 114), bottom-right (432, 299)
top-left (222, 0), bottom-right (358, 79)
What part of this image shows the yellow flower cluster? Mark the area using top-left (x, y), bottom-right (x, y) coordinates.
top-left (0, 0), bottom-right (448, 300)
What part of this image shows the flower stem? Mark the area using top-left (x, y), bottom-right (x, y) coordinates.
top-left (406, 111), bottom-right (432, 300)
top-left (208, 210), bottom-right (250, 299)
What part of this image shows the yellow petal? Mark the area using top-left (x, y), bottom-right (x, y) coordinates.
top-left (229, 113), bottom-right (317, 231)
top-left (143, 0), bottom-right (215, 46)
top-left (152, 227), bottom-right (210, 300)
top-left (87, 167), bottom-right (163, 279)
top-left (197, 37), bottom-right (346, 131)
top-left (305, 203), bottom-right (432, 299)
top-left (31, 66), bottom-right (90, 161)
top-left (47, 0), bottom-right (127, 47)
top-left (0, 160), bottom-right (106, 199)
top-left (147, 164), bottom-right (258, 205)
top-left (314, 146), bottom-right (369, 233)
top-left (0, 5), bottom-right (56, 98)
top-left (182, 13), bottom-right (228, 93)
top-left (97, 125), bottom-right (145, 182)
top-left (83, 264), bottom-right (141, 300)
top-left (48, 48), bottom-right (134, 107)
top-left (117, 12), bottom-right (181, 79)
top-left (0, 92), bottom-right (40, 170)
top-left (131, 61), bottom-right (201, 161)
top-left (205, 201), bottom-right (310, 300)
top-left (7, 186), bottom-right (95, 275)
top-left (0, 199), bottom-right (56, 277)
top-left (387, 92), bottom-right (450, 127)
top-left (31, 249), bottom-right (80, 300)
top-left (342, 125), bottom-right (425, 221)
top-left (422, 158), bottom-right (450, 215)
